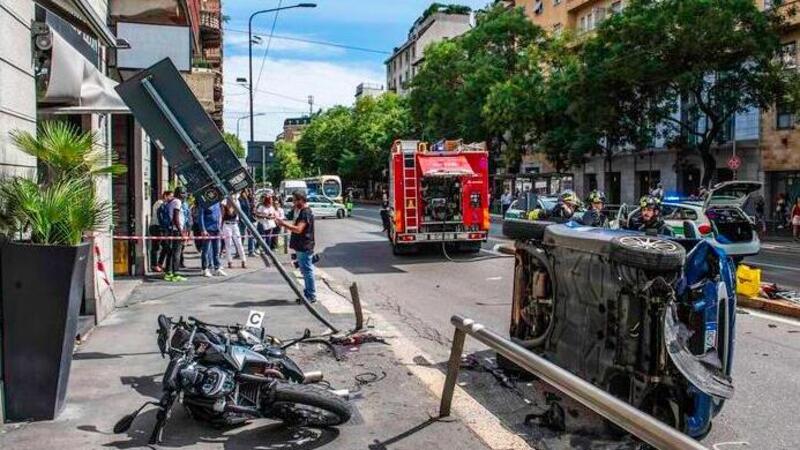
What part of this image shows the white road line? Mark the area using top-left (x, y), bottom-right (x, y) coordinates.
top-left (747, 262), bottom-right (800, 272)
top-left (744, 309), bottom-right (800, 328)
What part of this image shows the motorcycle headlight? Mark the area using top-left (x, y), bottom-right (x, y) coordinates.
top-left (199, 367), bottom-right (233, 398)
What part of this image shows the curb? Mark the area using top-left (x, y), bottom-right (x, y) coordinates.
top-left (737, 294), bottom-right (800, 319)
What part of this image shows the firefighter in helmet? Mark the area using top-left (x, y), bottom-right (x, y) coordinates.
top-left (550, 190), bottom-right (580, 220)
top-left (626, 195), bottom-right (673, 236)
top-left (581, 190), bottom-right (608, 227)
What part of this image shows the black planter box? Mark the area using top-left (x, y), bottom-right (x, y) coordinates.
top-left (1, 241), bottom-right (90, 422)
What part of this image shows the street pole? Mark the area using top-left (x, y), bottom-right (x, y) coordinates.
top-left (248, 3), bottom-right (317, 147)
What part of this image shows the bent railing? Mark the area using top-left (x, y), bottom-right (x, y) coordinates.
top-left (439, 315), bottom-right (708, 450)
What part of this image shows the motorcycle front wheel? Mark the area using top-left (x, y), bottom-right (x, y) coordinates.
top-left (266, 383), bottom-right (352, 427)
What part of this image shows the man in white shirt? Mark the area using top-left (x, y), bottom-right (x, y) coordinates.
top-left (164, 187), bottom-right (187, 282)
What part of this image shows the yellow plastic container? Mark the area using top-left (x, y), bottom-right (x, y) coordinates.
top-left (736, 264), bottom-right (761, 298)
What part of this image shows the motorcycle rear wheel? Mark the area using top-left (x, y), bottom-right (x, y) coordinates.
top-left (267, 383), bottom-right (351, 427)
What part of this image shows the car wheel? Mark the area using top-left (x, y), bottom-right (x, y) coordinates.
top-left (336, 209), bottom-right (345, 219)
top-left (609, 235), bottom-right (685, 271)
top-left (502, 218), bottom-right (553, 241)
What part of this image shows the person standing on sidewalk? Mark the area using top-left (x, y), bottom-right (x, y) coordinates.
top-left (222, 195), bottom-right (247, 269)
top-left (151, 190), bottom-right (173, 272)
top-left (164, 187), bottom-right (187, 282)
top-left (792, 197), bottom-right (800, 241)
top-left (199, 201), bottom-right (225, 277)
top-left (238, 189), bottom-right (256, 257)
top-left (277, 191), bottom-right (316, 303)
top-left (500, 189), bottom-right (513, 216)
top-left (255, 195), bottom-right (278, 250)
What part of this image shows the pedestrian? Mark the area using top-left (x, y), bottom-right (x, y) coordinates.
top-left (650, 183), bottom-right (664, 200)
top-left (277, 190), bottom-right (316, 303)
top-left (179, 196), bottom-right (191, 268)
top-left (776, 193), bottom-right (788, 229)
top-left (255, 195), bottom-right (278, 250)
top-left (274, 196), bottom-right (286, 251)
top-left (198, 201), bottom-right (225, 277)
top-left (222, 195), bottom-right (247, 269)
top-left (792, 197), bottom-right (800, 241)
top-left (238, 189), bottom-right (256, 257)
top-left (501, 189), bottom-right (513, 215)
top-left (164, 187), bottom-right (188, 282)
top-left (151, 190), bottom-right (173, 272)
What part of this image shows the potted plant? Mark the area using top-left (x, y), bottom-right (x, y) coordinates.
top-left (0, 121), bottom-right (123, 421)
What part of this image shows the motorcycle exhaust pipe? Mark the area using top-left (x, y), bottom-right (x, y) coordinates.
top-left (302, 370), bottom-right (323, 384)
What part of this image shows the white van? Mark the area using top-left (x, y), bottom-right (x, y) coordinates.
top-left (279, 180), bottom-right (307, 202)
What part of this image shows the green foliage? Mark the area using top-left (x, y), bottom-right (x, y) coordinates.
top-left (2, 120), bottom-right (119, 244)
top-left (223, 132), bottom-right (247, 159)
top-left (267, 140), bottom-right (305, 187)
top-left (296, 93), bottom-right (414, 184)
top-left (587, 0), bottom-right (793, 185)
top-left (0, 177), bottom-right (111, 246)
top-left (10, 121), bottom-right (126, 187)
top-left (410, 5), bottom-right (544, 166)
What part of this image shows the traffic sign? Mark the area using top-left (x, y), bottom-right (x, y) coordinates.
top-left (727, 155), bottom-right (742, 171)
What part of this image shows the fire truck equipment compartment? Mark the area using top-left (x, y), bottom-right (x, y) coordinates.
top-left (417, 155), bottom-right (475, 177)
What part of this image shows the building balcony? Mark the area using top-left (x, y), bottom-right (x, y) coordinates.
top-left (200, 10), bottom-right (221, 30)
top-left (565, 0), bottom-right (598, 13)
top-left (204, 46), bottom-right (222, 63)
top-left (183, 68), bottom-right (218, 112)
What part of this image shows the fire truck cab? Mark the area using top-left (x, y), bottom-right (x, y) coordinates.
top-left (387, 139), bottom-right (490, 255)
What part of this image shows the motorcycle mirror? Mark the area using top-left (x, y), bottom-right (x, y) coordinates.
top-left (113, 413), bottom-right (137, 433)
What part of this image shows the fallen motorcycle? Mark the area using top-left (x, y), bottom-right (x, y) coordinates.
top-left (113, 315), bottom-right (351, 444)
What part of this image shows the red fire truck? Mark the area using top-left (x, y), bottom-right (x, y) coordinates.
top-left (387, 139), bottom-right (490, 255)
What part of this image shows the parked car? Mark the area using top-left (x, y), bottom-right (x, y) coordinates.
top-left (501, 219), bottom-right (736, 439)
top-left (285, 195), bottom-right (347, 219)
top-left (624, 181), bottom-right (762, 259)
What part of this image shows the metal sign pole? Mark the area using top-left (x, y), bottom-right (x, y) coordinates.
top-left (140, 78), bottom-right (338, 334)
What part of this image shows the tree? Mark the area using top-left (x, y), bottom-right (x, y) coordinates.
top-left (223, 132), bottom-right (246, 159)
top-left (267, 140), bottom-right (304, 187)
top-left (410, 5), bottom-right (544, 169)
top-left (296, 93), bottom-right (414, 186)
top-left (591, 0), bottom-right (795, 186)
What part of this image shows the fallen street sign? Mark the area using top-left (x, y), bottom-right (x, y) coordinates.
top-left (115, 58), bottom-right (253, 204)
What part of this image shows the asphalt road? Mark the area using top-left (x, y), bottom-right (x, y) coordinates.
top-left (314, 204), bottom-right (800, 449)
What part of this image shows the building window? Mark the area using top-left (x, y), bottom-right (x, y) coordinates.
top-left (781, 41), bottom-right (797, 68)
top-left (553, 23), bottom-right (562, 35)
top-left (777, 103), bottom-right (794, 129)
top-left (579, 15), bottom-right (587, 32)
top-left (534, 0), bottom-right (544, 14)
top-left (610, 1), bottom-right (623, 15)
top-left (553, 0), bottom-right (561, 5)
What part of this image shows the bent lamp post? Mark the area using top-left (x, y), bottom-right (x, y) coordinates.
top-left (115, 58), bottom-right (337, 334)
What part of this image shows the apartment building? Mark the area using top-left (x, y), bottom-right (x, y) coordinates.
top-left (506, 0), bottom-right (789, 208)
top-left (386, 5), bottom-right (473, 95)
top-left (355, 82), bottom-right (385, 100)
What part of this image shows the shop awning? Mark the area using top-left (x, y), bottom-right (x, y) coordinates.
top-left (418, 155), bottom-right (475, 177)
top-left (38, 29), bottom-right (129, 114)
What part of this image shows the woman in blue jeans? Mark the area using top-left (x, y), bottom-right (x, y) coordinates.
top-left (198, 202), bottom-right (226, 277)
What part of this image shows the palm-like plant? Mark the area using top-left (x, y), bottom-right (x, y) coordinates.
top-left (10, 121), bottom-right (126, 187)
top-left (1, 121), bottom-right (123, 245)
top-left (0, 177), bottom-right (111, 246)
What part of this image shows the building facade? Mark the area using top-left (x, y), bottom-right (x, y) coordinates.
top-left (385, 6), bottom-right (472, 95)
top-left (355, 82), bottom-right (385, 100)
top-left (278, 116), bottom-right (311, 143)
top-left (508, 0), bottom-right (795, 212)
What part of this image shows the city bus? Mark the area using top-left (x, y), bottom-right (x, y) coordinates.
top-left (305, 175), bottom-right (343, 203)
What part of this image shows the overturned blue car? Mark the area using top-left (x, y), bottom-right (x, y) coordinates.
top-left (502, 219), bottom-right (736, 438)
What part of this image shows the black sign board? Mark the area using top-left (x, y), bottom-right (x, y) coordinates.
top-left (115, 58), bottom-right (253, 204)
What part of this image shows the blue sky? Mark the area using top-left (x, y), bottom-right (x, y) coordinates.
top-left (222, 0), bottom-right (490, 141)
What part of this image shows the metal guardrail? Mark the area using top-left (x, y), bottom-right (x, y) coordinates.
top-left (439, 315), bottom-right (708, 450)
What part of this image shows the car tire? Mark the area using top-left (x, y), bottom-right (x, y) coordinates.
top-left (336, 209), bottom-right (345, 219)
top-left (609, 235), bottom-right (685, 272)
top-left (502, 218), bottom-right (553, 241)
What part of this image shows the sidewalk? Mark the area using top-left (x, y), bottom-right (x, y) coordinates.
top-left (0, 252), bottom-right (492, 449)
